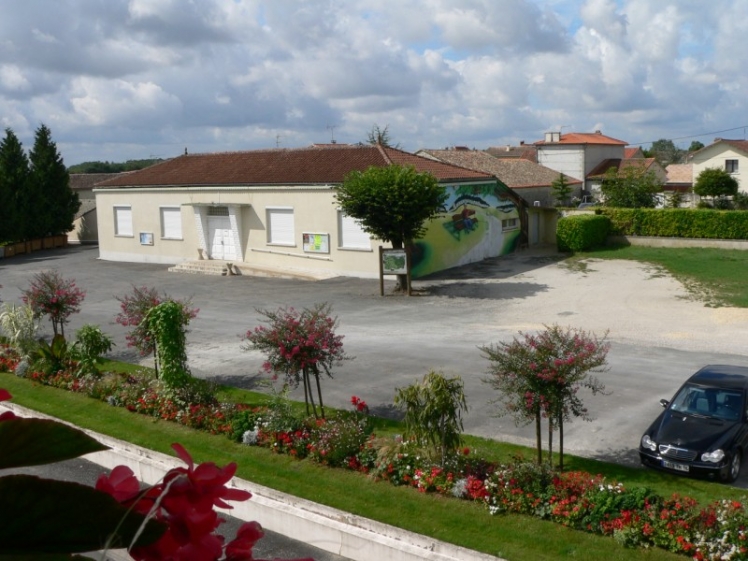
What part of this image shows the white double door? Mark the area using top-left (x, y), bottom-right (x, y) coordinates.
top-left (207, 215), bottom-right (237, 260)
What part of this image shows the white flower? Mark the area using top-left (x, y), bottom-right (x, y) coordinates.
top-left (242, 429), bottom-right (259, 445)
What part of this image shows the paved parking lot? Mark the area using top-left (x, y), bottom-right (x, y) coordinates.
top-left (3, 245), bottom-right (748, 485)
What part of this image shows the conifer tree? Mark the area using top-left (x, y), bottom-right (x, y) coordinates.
top-left (28, 124), bottom-right (78, 237)
top-left (0, 128), bottom-right (29, 242)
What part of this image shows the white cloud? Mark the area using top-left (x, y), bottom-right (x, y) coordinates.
top-left (0, 0), bottom-right (746, 163)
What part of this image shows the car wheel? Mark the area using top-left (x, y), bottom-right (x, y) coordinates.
top-left (723, 449), bottom-right (742, 483)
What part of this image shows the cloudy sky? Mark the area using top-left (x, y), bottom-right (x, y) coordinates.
top-left (2, 0), bottom-right (747, 166)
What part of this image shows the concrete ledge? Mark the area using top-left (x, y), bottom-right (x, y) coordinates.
top-left (609, 235), bottom-right (748, 250)
top-left (2, 402), bottom-right (504, 561)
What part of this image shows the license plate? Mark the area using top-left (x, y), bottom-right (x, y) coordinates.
top-left (663, 460), bottom-right (690, 472)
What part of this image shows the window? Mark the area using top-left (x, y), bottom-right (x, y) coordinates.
top-left (502, 218), bottom-right (519, 231)
top-left (726, 159), bottom-right (739, 173)
top-left (114, 206), bottom-right (133, 237)
top-left (160, 207), bottom-right (182, 239)
top-left (266, 208), bottom-right (295, 245)
top-left (338, 212), bottom-right (371, 250)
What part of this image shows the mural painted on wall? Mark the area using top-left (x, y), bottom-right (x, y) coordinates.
top-left (411, 181), bottom-right (521, 278)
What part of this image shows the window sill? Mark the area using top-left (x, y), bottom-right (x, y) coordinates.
top-left (338, 246), bottom-right (373, 252)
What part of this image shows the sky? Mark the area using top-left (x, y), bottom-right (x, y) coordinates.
top-left (2, 0), bottom-right (748, 166)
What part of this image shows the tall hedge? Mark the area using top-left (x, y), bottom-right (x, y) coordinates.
top-left (556, 214), bottom-right (611, 252)
top-left (601, 208), bottom-right (748, 240)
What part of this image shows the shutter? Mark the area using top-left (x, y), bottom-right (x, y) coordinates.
top-left (114, 206), bottom-right (132, 236)
top-left (268, 208), bottom-right (294, 245)
top-left (161, 207), bottom-right (182, 239)
top-left (339, 213), bottom-right (370, 249)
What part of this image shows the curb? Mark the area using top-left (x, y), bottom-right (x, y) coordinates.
top-left (3, 402), bottom-right (505, 561)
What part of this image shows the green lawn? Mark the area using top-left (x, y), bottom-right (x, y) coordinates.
top-left (3, 370), bottom-right (743, 561)
top-left (575, 245), bottom-right (748, 307)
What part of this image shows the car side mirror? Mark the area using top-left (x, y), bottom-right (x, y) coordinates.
top-left (660, 399), bottom-right (669, 408)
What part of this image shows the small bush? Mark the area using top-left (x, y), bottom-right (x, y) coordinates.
top-left (556, 214), bottom-right (611, 252)
top-left (70, 324), bottom-right (114, 377)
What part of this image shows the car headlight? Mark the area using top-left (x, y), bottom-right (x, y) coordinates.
top-left (701, 449), bottom-right (725, 463)
top-left (641, 435), bottom-right (657, 452)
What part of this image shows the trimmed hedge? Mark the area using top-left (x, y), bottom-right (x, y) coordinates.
top-left (556, 214), bottom-right (610, 252)
top-left (600, 208), bottom-right (748, 239)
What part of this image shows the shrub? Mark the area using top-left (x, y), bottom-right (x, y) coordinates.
top-left (21, 270), bottom-right (85, 338)
top-left (394, 370), bottom-right (468, 467)
top-left (602, 208), bottom-right (748, 239)
top-left (0, 302), bottom-right (38, 357)
top-left (556, 214), bottom-right (610, 252)
top-left (70, 324), bottom-right (114, 377)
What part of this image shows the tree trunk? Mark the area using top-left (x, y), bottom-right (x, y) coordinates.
top-left (302, 367), bottom-right (312, 416)
top-left (548, 415), bottom-right (553, 469)
top-left (314, 366), bottom-right (325, 419)
top-left (558, 411), bottom-right (565, 471)
top-left (535, 410), bottom-right (542, 465)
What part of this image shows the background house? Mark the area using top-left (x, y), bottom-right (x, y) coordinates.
top-left (585, 157), bottom-right (668, 198)
top-left (690, 138), bottom-right (748, 193)
top-left (67, 173), bottom-right (122, 245)
top-left (94, 144), bottom-right (524, 279)
top-left (534, 131), bottom-right (629, 197)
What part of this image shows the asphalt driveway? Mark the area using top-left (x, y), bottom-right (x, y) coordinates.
top-left (3, 245), bottom-right (748, 485)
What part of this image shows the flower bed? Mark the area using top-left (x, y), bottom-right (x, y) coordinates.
top-left (2, 345), bottom-right (748, 561)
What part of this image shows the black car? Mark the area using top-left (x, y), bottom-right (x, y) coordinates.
top-left (639, 365), bottom-right (748, 483)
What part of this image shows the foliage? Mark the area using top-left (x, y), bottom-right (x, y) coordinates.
top-left (688, 140), bottom-right (705, 153)
top-left (27, 124), bottom-right (80, 238)
top-left (556, 214), bottom-right (610, 252)
top-left (32, 334), bottom-right (73, 376)
top-left (394, 370), bottom-right (468, 467)
top-left (68, 158), bottom-right (164, 173)
top-left (115, 285), bottom-right (198, 369)
top-left (694, 167), bottom-right (739, 202)
top-left (0, 302), bottom-right (38, 357)
top-left (600, 166), bottom-right (662, 208)
top-left (144, 300), bottom-right (193, 389)
top-left (600, 208), bottom-right (748, 239)
top-left (336, 164), bottom-right (446, 249)
top-left (70, 324), bottom-right (114, 377)
top-left (0, 388), bottom-right (165, 558)
top-left (481, 325), bottom-right (609, 469)
top-left (243, 303), bottom-right (348, 419)
top-left (21, 269), bottom-right (86, 338)
top-left (644, 139), bottom-right (685, 166)
top-left (0, 388), bottom-right (310, 561)
top-left (0, 128), bottom-right (29, 243)
top-left (366, 124), bottom-right (399, 148)
top-left (551, 173), bottom-right (573, 206)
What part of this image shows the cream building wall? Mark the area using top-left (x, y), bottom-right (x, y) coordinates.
top-left (691, 145), bottom-right (748, 193)
top-left (95, 186), bottom-right (382, 278)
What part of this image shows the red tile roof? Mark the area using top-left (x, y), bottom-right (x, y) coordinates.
top-left (95, 145), bottom-right (493, 189)
top-left (418, 149), bottom-right (580, 188)
top-left (535, 132), bottom-right (628, 146)
top-left (587, 158), bottom-right (658, 177)
top-left (717, 139), bottom-right (748, 154)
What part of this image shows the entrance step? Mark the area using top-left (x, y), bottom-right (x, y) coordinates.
top-left (168, 260), bottom-right (233, 276)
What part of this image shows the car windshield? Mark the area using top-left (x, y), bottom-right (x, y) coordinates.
top-left (669, 384), bottom-right (743, 421)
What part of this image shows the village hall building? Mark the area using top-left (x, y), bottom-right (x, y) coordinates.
top-left (94, 144), bottom-right (525, 279)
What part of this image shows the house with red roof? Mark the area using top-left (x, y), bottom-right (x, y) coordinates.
top-left (534, 131), bottom-right (629, 196)
top-left (94, 144), bottom-right (523, 279)
top-left (690, 138), bottom-right (748, 193)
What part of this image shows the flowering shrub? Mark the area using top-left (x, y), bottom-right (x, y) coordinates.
top-left (115, 285), bottom-right (198, 359)
top-left (21, 269), bottom-right (85, 338)
top-left (243, 303), bottom-right (348, 418)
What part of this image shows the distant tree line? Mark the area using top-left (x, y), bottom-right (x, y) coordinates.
top-left (0, 125), bottom-right (79, 243)
top-left (68, 159), bottom-right (164, 174)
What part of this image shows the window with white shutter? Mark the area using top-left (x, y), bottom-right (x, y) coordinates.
top-left (266, 208), bottom-right (295, 245)
top-left (338, 211), bottom-right (371, 250)
top-left (160, 207), bottom-right (182, 239)
top-left (114, 206), bottom-right (133, 237)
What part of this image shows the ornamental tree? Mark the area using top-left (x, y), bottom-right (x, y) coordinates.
top-left (115, 285), bottom-right (198, 374)
top-left (600, 165), bottom-right (662, 208)
top-left (694, 167), bottom-right (739, 204)
top-left (144, 300), bottom-right (193, 389)
top-left (21, 269), bottom-right (85, 338)
top-left (336, 164), bottom-right (446, 290)
top-left (394, 370), bottom-right (468, 467)
top-left (242, 303), bottom-right (348, 419)
top-left (481, 324), bottom-right (610, 469)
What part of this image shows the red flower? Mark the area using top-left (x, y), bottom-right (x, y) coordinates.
top-left (96, 465), bottom-right (141, 502)
top-left (0, 389), bottom-right (17, 421)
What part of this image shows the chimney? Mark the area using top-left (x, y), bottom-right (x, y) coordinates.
top-left (595, 130), bottom-right (602, 134)
top-left (520, 140), bottom-right (525, 145)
